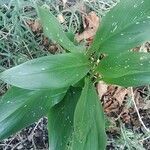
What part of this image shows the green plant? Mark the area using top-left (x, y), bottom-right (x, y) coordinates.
top-left (1, 0), bottom-right (150, 149)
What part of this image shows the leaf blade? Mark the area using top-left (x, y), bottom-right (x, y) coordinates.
top-left (90, 0), bottom-right (150, 54)
top-left (48, 87), bottom-right (82, 150)
top-left (102, 73), bottom-right (150, 87)
top-left (71, 78), bottom-right (106, 150)
top-left (0, 53), bottom-right (90, 90)
top-left (0, 87), bottom-right (67, 140)
top-left (38, 7), bottom-right (83, 52)
top-left (97, 52), bottom-right (150, 87)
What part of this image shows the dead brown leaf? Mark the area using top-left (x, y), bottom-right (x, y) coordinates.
top-left (42, 36), bottom-right (58, 54)
top-left (113, 87), bottom-right (128, 106)
top-left (120, 108), bottom-right (131, 123)
top-left (75, 11), bottom-right (100, 43)
top-left (42, 37), bottom-right (50, 47)
top-left (97, 81), bottom-right (108, 99)
top-left (100, 85), bottom-right (128, 114)
top-left (57, 13), bottom-right (65, 23)
top-left (26, 19), bottom-right (42, 33)
top-left (26, 20), bottom-right (59, 54)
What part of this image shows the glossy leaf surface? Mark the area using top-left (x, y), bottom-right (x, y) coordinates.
top-left (97, 52), bottom-right (150, 87)
top-left (38, 7), bottom-right (83, 52)
top-left (0, 87), bottom-right (66, 140)
top-left (0, 53), bottom-right (90, 90)
top-left (71, 78), bottom-right (106, 150)
top-left (90, 0), bottom-right (150, 54)
top-left (48, 87), bottom-right (82, 150)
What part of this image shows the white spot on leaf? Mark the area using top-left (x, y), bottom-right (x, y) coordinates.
top-left (42, 68), bottom-right (45, 71)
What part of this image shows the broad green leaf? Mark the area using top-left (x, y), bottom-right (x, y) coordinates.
top-left (0, 87), bottom-right (67, 140)
top-left (90, 0), bottom-right (150, 54)
top-left (66, 31), bottom-right (79, 45)
top-left (48, 87), bottom-right (82, 150)
top-left (101, 73), bottom-right (150, 87)
top-left (97, 52), bottom-right (150, 87)
top-left (71, 78), bottom-right (106, 150)
top-left (66, 31), bottom-right (75, 43)
top-left (0, 53), bottom-right (90, 90)
top-left (38, 7), bottom-right (83, 52)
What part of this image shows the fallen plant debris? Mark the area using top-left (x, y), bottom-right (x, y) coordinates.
top-left (26, 19), bottom-right (42, 33)
top-left (0, 118), bottom-right (48, 150)
top-left (57, 13), bottom-right (65, 23)
top-left (26, 19), bottom-right (59, 54)
top-left (75, 11), bottom-right (100, 43)
top-left (97, 82), bottom-right (128, 115)
top-left (102, 87), bottom-right (128, 114)
top-left (97, 82), bottom-right (150, 132)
